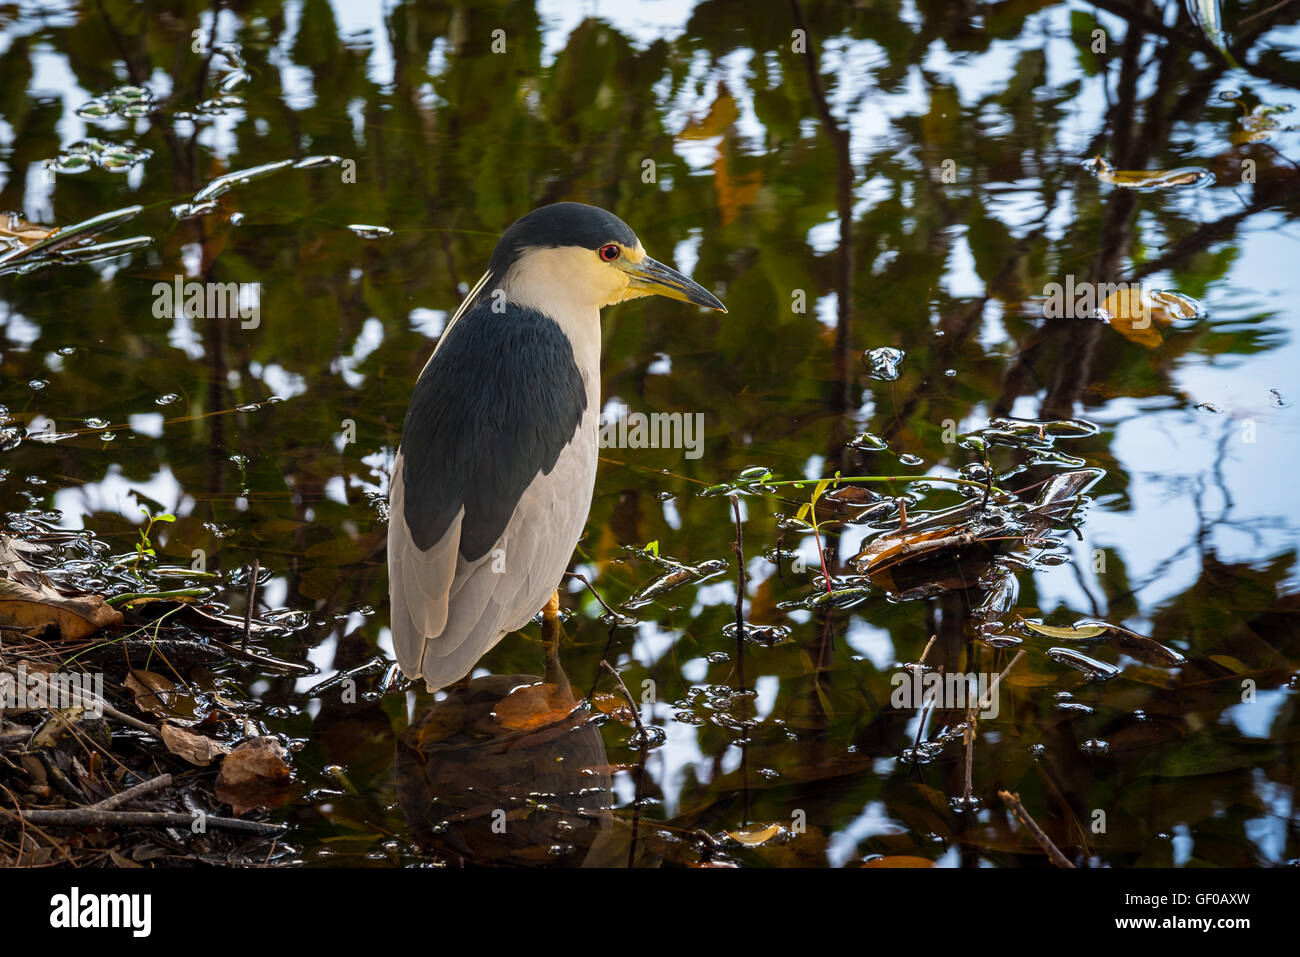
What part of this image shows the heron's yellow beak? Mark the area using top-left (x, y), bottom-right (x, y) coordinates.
top-left (620, 256), bottom-right (727, 312)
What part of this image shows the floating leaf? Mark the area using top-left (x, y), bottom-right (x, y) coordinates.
top-left (726, 823), bottom-right (782, 845)
top-left (216, 736), bottom-right (295, 814)
top-left (1084, 156), bottom-right (1212, 191)
top-left (1098, 287), bottom-right (1203, 349)
top-left (1022, 621), bottom-right (1108, 640)
top-left (0, 537), bottom-right (122, 640)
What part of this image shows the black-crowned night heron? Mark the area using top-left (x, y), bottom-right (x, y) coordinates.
top-left (388, 202), bottom-right (726, 692)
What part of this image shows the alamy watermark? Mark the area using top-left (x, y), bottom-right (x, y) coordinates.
top-left (1041, 276), bottom-right (1152, 325)
top-left (1, 664), bottom-right (105, 718)
top-left (597, 403), bottom-right (705, 460)
top-left (891, 668), bottom-right (1000, 719)
top-left (152, 275), bottom-right (261, 329)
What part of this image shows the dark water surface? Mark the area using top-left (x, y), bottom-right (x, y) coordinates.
top-left (1, 0), bottom-right (1298, 866)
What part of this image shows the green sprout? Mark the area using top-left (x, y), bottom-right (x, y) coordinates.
top-left (132, 506), bottom-right (175, 576)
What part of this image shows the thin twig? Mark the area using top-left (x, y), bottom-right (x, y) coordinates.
top-left (565, 572), bottom-right (627, 621)
top-left (599, 660), bottom-right (647, 739)
top-left (999, 790), bottom-right (1075, 868)
top-left (91, 773), bottom-right (172, 811)
top-left (1, 807), bottom-right (285, 836)
top-left (909, 636), bottom-right (938, 762)
top-left (728, 495), bottom-right (747, 692)
top-left (241, 559), bottom-right (259, 652)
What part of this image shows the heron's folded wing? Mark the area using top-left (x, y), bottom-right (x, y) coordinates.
top-left (387, 300), bottom-right (589, 688)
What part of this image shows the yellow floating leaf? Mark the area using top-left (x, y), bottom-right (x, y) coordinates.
top-left (1085, 156), bottom-right (1212, 191)
top-left (1022, 621), bottom-right (1108, 640)
top-left (1209, 654), bottom-right (1252, 675)
top-left (1098, 288), bottom-right (1201, 349)
top-left (726, 823), bottom-right (782, 846)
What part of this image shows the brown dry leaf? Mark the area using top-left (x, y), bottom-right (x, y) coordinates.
top-left (159, 721), bottom-right (229, 766)
top-left (862, 855), bottom-right (935, 868)
top-left (493, 682), bottom-right (577, 731)
top-left (215, 736), bottom-right (295, 815)
top-left (124, 669), bottom-right (179, 717)
top-left (0, 576), bottom-right (122, 640)
top-left (0, 213), bottom-right (56, 250)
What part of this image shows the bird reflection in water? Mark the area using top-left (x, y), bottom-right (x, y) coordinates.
top-left (395, 617), bottom-right (645, 866)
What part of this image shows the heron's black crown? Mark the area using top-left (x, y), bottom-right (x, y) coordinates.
top-left (487, 202), bottom-right (637, 276)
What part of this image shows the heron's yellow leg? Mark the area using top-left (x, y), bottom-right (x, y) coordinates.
top-left (541, 589), bottom-right (561, 658)
top-left (540, 589), bottom-right (573, 701)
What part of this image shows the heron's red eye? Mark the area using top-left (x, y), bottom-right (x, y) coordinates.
top-left (598, 243), bottom-right (621, 262)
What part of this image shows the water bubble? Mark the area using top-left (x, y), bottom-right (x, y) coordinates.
top-left (1080, 739), bottom-right (1110, 755)
top-left (847, 431), bottom-right (887, 451)
top-left (155, 393), bottom-right (180, 406)
top-left (980, 634), bottom-right (1023, 648)
top-left (348, 224), bottom-right (393, 239)
top-left (219, 70), bottom-right (250, 94)
top-left (76, 85), bottom-right (156, 120)
top-left (52, 153), bottom-right (94, 174)
top-left (170, 201), bottom-right (218, 220)
top-left (1035, 553), bottom-right (1071, 566)
top-left (722, 621), bottom-right (791, 645)
top-left (229, 212), bottom-right (246, 226)
top-left (1045, 646), bottom-right (1120, 680)
top-left (75, 101), bottom-right (114, 118)
top-left (196, 96), bottom-right (246, 115)
top-left (29, 379), bottom-right (47, 390)
top-left (98, 145), bottom-right (151, 172)
top-left (944, 368), bottom-right (957, 377)
top-left (293, 155), bottom-right (343, 170)
top-left (863, 346), bottom-right (905, 381)
top-left (1056, 701), bottom-right (1095, 715)
top-left (82, 417), bottom-right (108, 429)
top-left (897, 453), bottom-right (923, 466)
top-left (1195, 402), bottom-right (1223, 413)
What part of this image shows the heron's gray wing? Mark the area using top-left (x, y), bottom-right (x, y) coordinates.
top-left (387, 300), bottom-right (589, 689)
